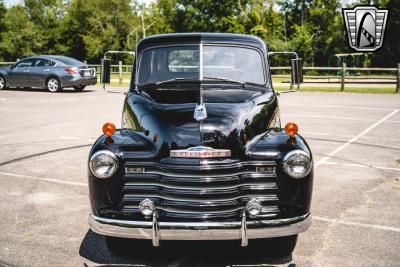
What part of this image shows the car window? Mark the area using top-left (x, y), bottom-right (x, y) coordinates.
top-left (168, 49), bottom-right (199, 73)
top-left (35, 59), bottom-right (55, 67)
top-left (15, 59), bottom-right (36, 68)
top-left (138, 46), bottom-right (200, 84)
top-left (55, 57), bottom-right (84, 66)
top-left (203, 46), bottom-right (265, 85)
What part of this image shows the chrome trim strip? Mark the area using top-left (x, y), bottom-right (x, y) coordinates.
top-left (124, 182), bottom-right (277, 190)
top-left (125, 170), bottom-right (275, 178)
top-left (247, 150), bottom-right (280, 159)
top-left (88, 213), bottom-right (311, 242)
top-left (122, 205), bottom-right (280, 214)
top-left (122, 194), bottom-right (278, 203)
top-left (123, 160), bottom-right (276, 171)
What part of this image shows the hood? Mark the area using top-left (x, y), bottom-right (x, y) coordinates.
top-left (124, 88), bottom-right (278, 159)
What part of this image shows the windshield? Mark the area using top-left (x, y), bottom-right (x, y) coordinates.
top-left (137, 45), bottom-right (266, 85)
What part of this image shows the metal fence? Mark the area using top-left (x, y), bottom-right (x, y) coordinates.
top-left (1, 61), bottom-right (399, 93)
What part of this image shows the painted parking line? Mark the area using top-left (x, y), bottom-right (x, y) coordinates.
top-left (285, 103), bottom-right (396, 111)
top-left (313, 216), bottom-right (400, 233)
top-left (315, 109), bottom-right (400, 167)
top-left (302, 131), bottom-right (400, 142)
top-left (60, 136), bottom-right (96, 141)
top-left (320, 161), bottom-right (400, 171)
top-left (0, 171), bottom-right (87, 187)
top-left (286, 114), bottom-right (400, 123)
top-left (2, 170), bottom-right (400, 234)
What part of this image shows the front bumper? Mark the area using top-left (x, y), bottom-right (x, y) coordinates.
top-left (89, 212), bottom-right (311, 247)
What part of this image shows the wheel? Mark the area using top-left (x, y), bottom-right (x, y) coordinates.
top-left (46, 77), bottom-right (61, 92)
top-left (253, 235), bottom-right (298, 257)
top-left (0, 76), bottom-right (6, 90)
top-left (73, 85), bottom-right (86, 92)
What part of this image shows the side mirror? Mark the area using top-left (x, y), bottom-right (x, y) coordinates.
top-left (291, 58), bottom-right (303, 85)
top-left (9, 64), bottom-right (16, 70)
top-left (101, 58), bottom-right (111, 84)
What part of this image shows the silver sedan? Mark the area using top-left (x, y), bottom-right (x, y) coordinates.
top-left (0, 55), bottom-right (97, 92)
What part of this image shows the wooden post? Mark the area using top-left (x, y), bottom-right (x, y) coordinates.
top-left (396, 63), bottom-right (400, 93)
top-left (119, 61), bottom-right (123, 84)
top-left (341, 62), bottom-right (346, 91)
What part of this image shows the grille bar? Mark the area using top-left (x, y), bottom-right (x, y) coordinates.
top-left (120, 160), bottom-right (280, 221)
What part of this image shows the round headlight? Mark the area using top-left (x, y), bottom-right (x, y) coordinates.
top-left (89, 150), bottom-right (118, 179)
top-left (283, 150), bottom-right (312, 179)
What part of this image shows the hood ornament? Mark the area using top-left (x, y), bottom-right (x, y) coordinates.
top-left (194, 103), bottom-right (207, 121)
top-left (194, 81), bottom-right (207, 121)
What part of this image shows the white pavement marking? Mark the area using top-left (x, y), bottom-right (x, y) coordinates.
top-left (286, 114), bottom-right (400, 123)
top-left (60, 136), bottom-right (96, 141)
top-left (0, 171), bottom-right (87, 187)
top-left (60, 136), bottom-right (81, 140)
top-left (302, 131), bottom-right (400, 142)
top-left (285, 103), bottom-right (395, 111)
top-left (320, 161), bottom-right (400, 172)
top-left (315, 109), bottom-right (400, 167)
top-left (314, 216), bottom-right (400, 233)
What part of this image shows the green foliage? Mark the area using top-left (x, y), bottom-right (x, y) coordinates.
top-left (0, 5), bottom-right (43, 59)
top-left (0, 0), bottom-right (398, 67)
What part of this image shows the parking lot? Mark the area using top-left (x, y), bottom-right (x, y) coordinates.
top-left (0, 86), bottom-right (399, 266)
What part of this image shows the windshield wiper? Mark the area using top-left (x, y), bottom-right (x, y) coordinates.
top-left (137, 78), bottom-right (199, 89)
top-left (155, 78), bottom-right (199, 86)
top-left (202, 76), bottom-right (246, 87)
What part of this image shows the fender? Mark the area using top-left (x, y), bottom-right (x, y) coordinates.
top-left (88, 129), bottom-right (152, 216)
top-left (248, 128), bottom-right (314, 216)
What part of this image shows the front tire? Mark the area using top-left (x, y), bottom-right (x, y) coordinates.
top-left (0, 76), bottom-right (6, 90)
top-left (46, 77), bottom-right (61, 92)
top-left (253, 235), bottom-right (298, 257)
top-left (73, 85), bottom-right (86, 92)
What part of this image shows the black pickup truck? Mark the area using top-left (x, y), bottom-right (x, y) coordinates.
top-left (88, 33), bottom-right (313, 256)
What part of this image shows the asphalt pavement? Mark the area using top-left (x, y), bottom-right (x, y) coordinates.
top-left (0, 86), bottom-right (399, 266)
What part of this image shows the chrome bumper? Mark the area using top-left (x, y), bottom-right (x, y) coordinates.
top-left (89, 213), bottom-right (311, 247)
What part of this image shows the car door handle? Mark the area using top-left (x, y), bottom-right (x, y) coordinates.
top-left (44, 69), bottom-right (50, 72)
top-left (23, 70), bottom-right (30, 72)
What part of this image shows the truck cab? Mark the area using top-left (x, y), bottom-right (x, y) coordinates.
top-left (88, 33), bottom-right (313, 256)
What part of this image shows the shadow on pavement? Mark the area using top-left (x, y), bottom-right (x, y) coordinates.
top-left (1, 87), bottom-right (95, 93)
top-left (79, 230), bottom-right (294, 267)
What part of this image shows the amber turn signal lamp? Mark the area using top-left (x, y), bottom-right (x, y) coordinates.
top-left (284, 122), bottom-right (298, 137)
top-left (102, 122), bottom-right (116, 137)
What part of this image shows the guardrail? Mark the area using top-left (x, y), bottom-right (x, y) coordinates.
top-left (1, 61), bottom-right (399, 92)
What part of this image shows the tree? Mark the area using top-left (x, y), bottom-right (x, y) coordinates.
top-left (0, 5), bottom-right (43, 60)
top-left (24, 0), bottom-right (65, 55)
top-left (0, 1), bottom-right (6, 60)
top-left (370, 0), bottom-right (400, 67)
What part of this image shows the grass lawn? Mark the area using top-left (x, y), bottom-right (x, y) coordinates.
top-left (99, 75), bottom-right (399, 94)
top-left (274, 86), bottom-right (398, 94)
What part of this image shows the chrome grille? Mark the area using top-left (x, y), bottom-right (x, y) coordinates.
top-left (120, 160), bottom-right (280, 221)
